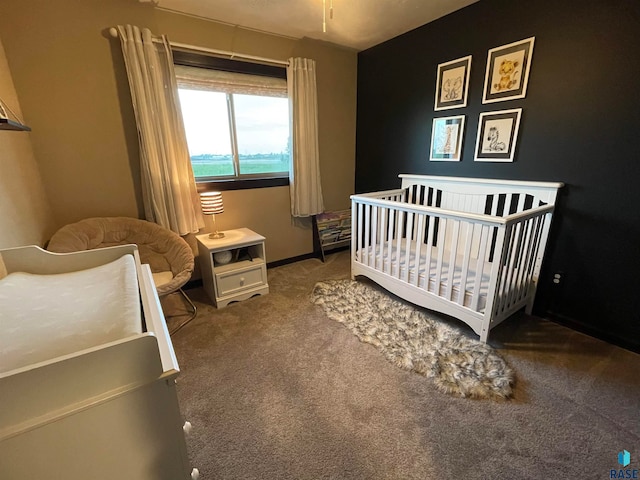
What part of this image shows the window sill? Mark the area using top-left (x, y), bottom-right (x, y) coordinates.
top-left (197, 177), bottom-right (289, 192)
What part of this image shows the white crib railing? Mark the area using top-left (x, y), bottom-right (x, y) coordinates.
top-left (350, 189), bottom-right (555, 342)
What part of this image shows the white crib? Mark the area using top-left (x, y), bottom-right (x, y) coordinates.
top-left (350, 174), bottom-right (563, 343)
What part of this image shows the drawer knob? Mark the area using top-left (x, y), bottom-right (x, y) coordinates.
top-left (240, 277), bottom-right (245, 285)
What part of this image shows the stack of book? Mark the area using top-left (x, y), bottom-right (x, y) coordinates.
top-left (316, 209), bottom-right (351, 261)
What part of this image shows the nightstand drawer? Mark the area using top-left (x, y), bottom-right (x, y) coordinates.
top-left (215, 264), bottom-right (265, 297)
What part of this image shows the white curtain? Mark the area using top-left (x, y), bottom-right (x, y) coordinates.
top-left (116, 25), bottom-right (203, 235)
top-left (287, 58), bottom-right (324, 217)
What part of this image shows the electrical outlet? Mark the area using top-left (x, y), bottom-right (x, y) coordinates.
top-left (552, 272), bottom-right (564, 285)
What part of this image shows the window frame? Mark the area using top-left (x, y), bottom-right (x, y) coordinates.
top-left (173, 50), bottom-right (290, 191)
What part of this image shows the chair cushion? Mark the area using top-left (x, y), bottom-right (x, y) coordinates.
top-left (47, 217), bottom-right (194, 296)
top-left (152, 271), bottom-right (175, 290)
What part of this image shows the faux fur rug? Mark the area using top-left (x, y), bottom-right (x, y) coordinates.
top-left (311, 279), bottom-right (514, 400)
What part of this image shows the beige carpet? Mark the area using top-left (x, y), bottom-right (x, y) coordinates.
top-left (164, 251), bottom-right (640, 479)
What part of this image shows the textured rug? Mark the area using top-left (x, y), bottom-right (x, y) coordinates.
top-left (311, 279), bottom-right (514, 400)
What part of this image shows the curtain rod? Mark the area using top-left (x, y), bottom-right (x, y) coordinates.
top-left (171, 41), bottom-right (289, 67)
top-left (109, 27), bottom-right (289, 67)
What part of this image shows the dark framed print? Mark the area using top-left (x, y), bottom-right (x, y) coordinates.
top-left (474, 109), bottom-right (522, 162)
top-left (430, 115), bottom-right (465, 161)
top-left (434, 55), bottom-right (472, 111)
top-left (482, 37), bottom-right (535, 104)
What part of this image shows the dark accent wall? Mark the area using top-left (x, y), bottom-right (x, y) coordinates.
top-left (356, 0), bottom-right (640, 350)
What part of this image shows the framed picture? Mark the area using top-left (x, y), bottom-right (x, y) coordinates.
top-left (474, 109), bottom-right (522, 162)
top-left (482, 37), bottom-right (535, 104)
top-left (430, 115), bottom-right (465, 161)
top-left (434, 55), bottom-right (471, 111)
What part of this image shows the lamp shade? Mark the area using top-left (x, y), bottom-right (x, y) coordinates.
top-left (200, 191), bottom-right (224, 215)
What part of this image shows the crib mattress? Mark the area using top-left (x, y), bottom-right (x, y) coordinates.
top-left (356, 241), bottom-right (492, 312)
top-left (0, 254), bottom-right (142, 374)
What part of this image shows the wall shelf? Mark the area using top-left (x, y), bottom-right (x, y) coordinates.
top-left (0, 118), bottom-right (31, 131)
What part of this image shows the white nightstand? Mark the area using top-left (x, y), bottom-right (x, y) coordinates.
top-left (196, 228), bottom-right (269, 308)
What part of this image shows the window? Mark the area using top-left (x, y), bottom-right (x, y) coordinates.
top-left (174, 53), bottom-right (290, 189)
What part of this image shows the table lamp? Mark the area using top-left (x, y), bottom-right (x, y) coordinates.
top-left (200, 191), bottom-right (225, 239)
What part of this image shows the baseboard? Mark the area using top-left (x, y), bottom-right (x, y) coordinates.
top-left (547, 312), bottom-right (640, 354)
top-left (267, 252), bottom-right (317, 268)
top-left (320, 245), bottom-right (350, 259)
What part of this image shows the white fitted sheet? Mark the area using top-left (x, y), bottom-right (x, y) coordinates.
top-left (0, 254), bottom-right (142, 374)
top-left (356, 241), bottom-right (493, 311)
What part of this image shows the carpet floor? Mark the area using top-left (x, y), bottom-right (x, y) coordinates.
top-left (164, 250), bottom-right (640, 479)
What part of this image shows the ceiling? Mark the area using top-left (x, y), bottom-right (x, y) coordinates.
top-left (153, 0), bottom-right (479, 51)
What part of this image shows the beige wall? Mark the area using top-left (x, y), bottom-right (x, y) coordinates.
top-left (0, 38), bottom-right (56, 249)
top-left (0, 0), bottom-right (357, 263)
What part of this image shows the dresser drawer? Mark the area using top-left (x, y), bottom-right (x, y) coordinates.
top-left (215, 264), bottom-right (266, 297)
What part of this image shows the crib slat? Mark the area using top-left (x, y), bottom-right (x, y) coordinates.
top-left (424, 215), bottom-right (435, 289)
top-left (504, 193), bottom-right (514, 215)
top-left (413, 186), bottom-right (423, 238)
top-left (407, 184), bottom-right (416, 205)
top-left (364, 204), bottom-right (371, 267)
top-left (517, 193), bottom-right (527, 213)
top-left (471, 225), bottom-right (489, 312)
top-left (458, 221), bottom-right (474, 306)
top-left (524, 214), bottom-right (547, 292)
top-left (395, 209), bottom-right (404, 279)
top-left (498, 224), bottom-right (519, 313)
top-left (499, 224), bottom-right (517, 312)
top-left (373, 206), bottom-right (379, 267)
top-left (503, 220), bottom-right (526, 311)
top-left (508, 219), bottom-right (527, 305)
top-left (386, 207), bottom-right (395, 275)
top-left (372, 205), bottom-right (378, 264)
top-left (413, 214), bottom-right (426, 287)
top-left (512, 218), bottom-right (534, 303)
top-left (525, 216), bottom-right (544, 280)
top-left (379, 207), bottom-right (387, 271)
top-left (518, 217), bottom-right (539, 307)
top-left (490, 195), bottom-right (500, 216)
top-left (357, 202), bottom-right (364, 260)
top-left (514, 218), bottom-right (533, 302)
top-left (403, 211), bottom-right (414, 283)
top-left (486, 224), bottom-right (510, 319)
top-left (434, 218), bottom-right (447, 295)
top-left (446, 220), bottom-right (460, 301)
top-left (514, 218), bottom-right (533, 301)
top-left (522, 216), bottom-right (542, 299)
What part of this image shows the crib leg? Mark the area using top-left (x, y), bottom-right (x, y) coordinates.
top-left (525, 282), bottom-right (537, 315)
top-left (525, 289), bottom-right (536, 315)
top-left (479, 324), bottom-right (489, 343)
top-left (525, 298), bottom-right (534, 316)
